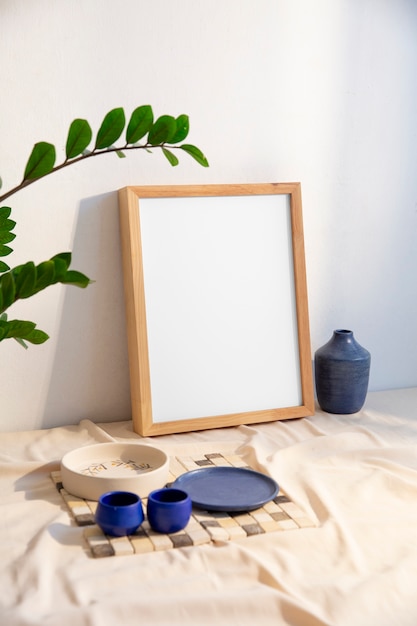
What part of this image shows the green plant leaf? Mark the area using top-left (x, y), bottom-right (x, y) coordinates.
top-left (51, 252), bottom-right (71, 269)
top-left (0, 177), bottom-right (2, 190)
top-left (0, 272), bottom-right (16, 311)
top-left (0, 261), bottom-right (10, 273)
top-left (0, 230), bottom-right (15, 245)
top-left (66, 119), bottom-right (93, 159)
top-left (60, 270), bottom-right (91, 288)
top-left (4, 319), bottom-right (36, 337)
top-left (34, 260), bottom-right (55, 292)
top-left (169, 115), bottom-right (189, 143)
top-left (147, 115), bottom-right (177, 145)
top-left (13, 261), bottom-right (36, 299)
top-left (0, 207), bottom-right (12, 222)
top-left (116, 150), bottom-right (126, 158)
top-left (95, 108), bottom-right (126, 150)
top-left (0, 323), bottom-right (7, 341)
top-left (162, 148), bottom-right (179, 166)
top-left (51, 256), bottom-right (70, 282)
top-left (0, 245), bottom-right (13, 258)
top-left (180, 144), bottom-right (209, 167)
top-left (23, 142), bottom-right (56, 180)
top-left (22, 328), bottom-right (49, 345)
top-left (126, 105), bottom-right (154, 144)
top-left (0, 217), bottom-right (16, 232)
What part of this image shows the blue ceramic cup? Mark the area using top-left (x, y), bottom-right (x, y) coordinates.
top-left (147, 488), bottom-right (192, 534)
top-left (95, 491), bottom-right (144, 536)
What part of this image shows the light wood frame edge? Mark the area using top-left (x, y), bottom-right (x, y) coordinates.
top-left (118, 183), bottom-right (314, 436)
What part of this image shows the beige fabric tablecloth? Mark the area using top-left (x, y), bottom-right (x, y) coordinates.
top-left (2, 388), bottom-right (417, 625)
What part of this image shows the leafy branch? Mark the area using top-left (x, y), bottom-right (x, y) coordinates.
top-left (0, 105), bottom-right (208, 347)
top-left (0, 252), bottom-right (90, 347)
top-left (0, 106), bottom-right (208, 202)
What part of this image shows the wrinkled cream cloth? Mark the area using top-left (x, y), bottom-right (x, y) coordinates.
top-left (1, 388), bottom-right (417, 626)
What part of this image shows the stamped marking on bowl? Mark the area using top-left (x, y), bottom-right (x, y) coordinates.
top-left (81, 459), bottom-right (152, 477)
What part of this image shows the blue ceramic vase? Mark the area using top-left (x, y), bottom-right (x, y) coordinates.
top-left (314, 329), bottom-right (371, 414)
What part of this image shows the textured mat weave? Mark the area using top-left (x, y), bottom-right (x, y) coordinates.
top-left (52, 451), bottom-right (315, 558)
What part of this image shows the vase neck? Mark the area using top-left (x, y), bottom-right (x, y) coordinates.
top-left (333, 329), bottom-right (354, 341)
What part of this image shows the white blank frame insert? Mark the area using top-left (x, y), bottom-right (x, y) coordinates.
top-left (119, 183), bottom-right (313, 436)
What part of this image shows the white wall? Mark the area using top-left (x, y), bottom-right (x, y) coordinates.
top-left (0, 0), bottom-right (416, 432)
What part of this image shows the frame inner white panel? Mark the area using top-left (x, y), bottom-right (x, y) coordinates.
top-left (139, 194), bottom-right (301, 422)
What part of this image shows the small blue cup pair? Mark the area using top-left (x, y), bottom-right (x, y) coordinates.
top-left (95, 488), bottom-right (192, 536)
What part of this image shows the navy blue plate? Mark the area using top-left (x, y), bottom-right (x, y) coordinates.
top-left (172, 466), bottom-right (279, 512)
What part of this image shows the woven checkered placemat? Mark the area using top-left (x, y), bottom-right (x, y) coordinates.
top-left (52, 451), bottom-right (315, 558)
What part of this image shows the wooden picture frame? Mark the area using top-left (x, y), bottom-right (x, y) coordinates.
top-left (118, 183), bottom-right (313, 436)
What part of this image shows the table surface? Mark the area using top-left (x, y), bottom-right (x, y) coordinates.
top-left (2, 387), bottom-right (417, 626)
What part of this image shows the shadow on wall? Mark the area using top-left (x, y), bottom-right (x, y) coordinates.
top-left (41, 192), bottom-right (132, 429)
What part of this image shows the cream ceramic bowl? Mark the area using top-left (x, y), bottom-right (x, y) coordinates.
top-left (61, 442), bottom-right (169, 501)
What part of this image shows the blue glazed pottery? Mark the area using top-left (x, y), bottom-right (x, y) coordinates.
top-left (147, 488), bottom-right (192, 534)
top-left (314, 329), bottom-right (371, 414)
top-left (95, 491), bottom-right (144, 536)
